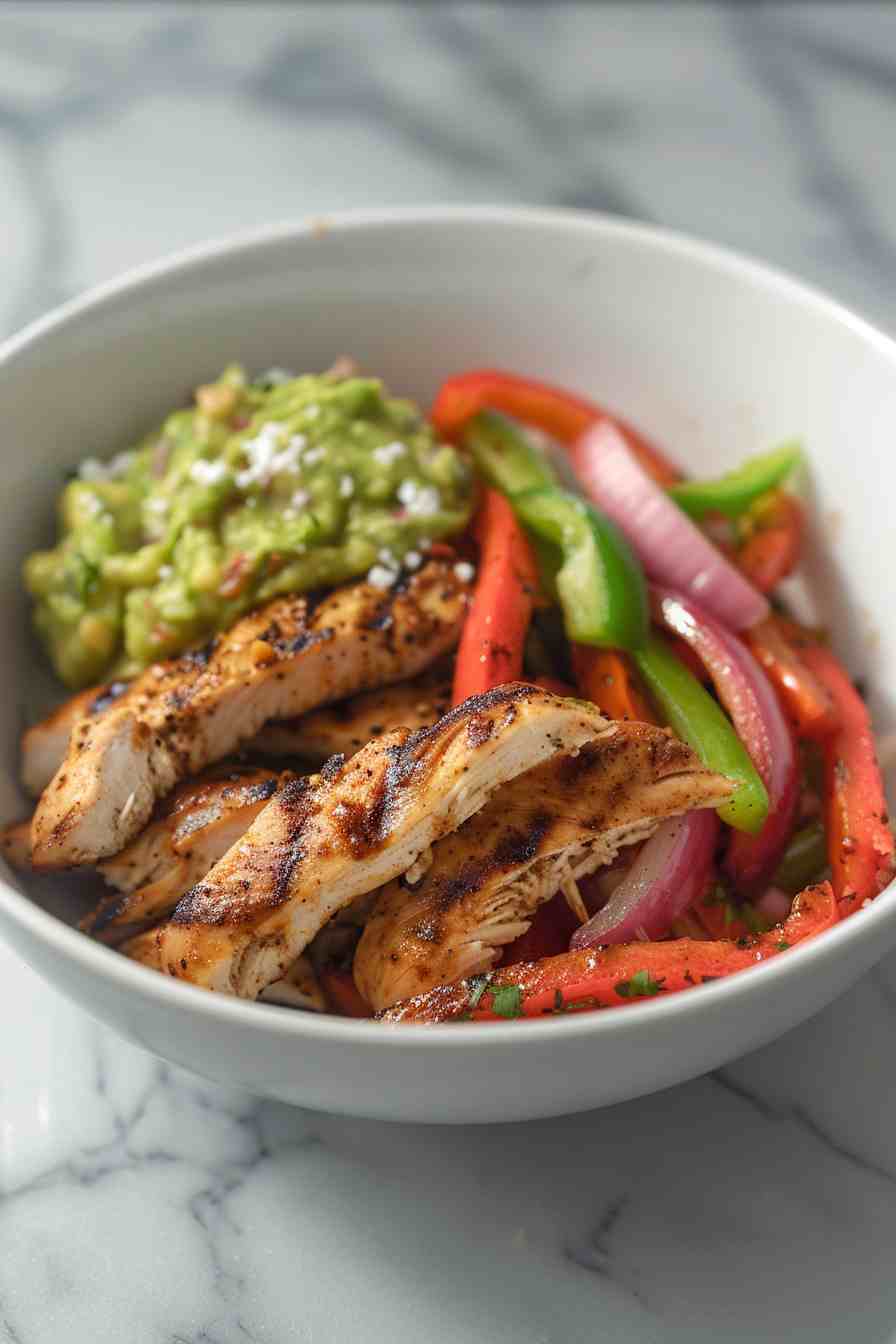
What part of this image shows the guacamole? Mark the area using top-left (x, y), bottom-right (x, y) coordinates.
top-left (26, 366), bottom-right (474, 687)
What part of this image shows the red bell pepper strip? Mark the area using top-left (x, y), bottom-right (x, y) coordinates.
top-left (572, 644), bottom-right (655, 723)
top-left (451, 488), bottom-right (539, 705)
top-left (737, 490), bottom-right (804, 594)
top-left (745, 616), bottom-right (838, 740)
top-left (320, 968), bottom-right (371, 1018)
top-left (379, 882), bottom-right (837, 1022)
top-left (431, 368), bottom-right (681, 487)
top-left (798, 643), bottom-right (895, 915)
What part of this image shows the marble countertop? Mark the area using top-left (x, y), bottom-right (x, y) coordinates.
top-left (3, 5), bottom-right (896, 1340)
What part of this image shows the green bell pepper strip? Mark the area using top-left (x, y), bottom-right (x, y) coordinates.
top-left (772, 821), bottom-right (828, 895)
top-left (462, 412), bottom-right (648, 651)
top-left (633, 633), bottom-right (769, 834)
top-left (462, 409), bottom-right (556, 495)
top-left (513, 488), bottom-right (649, 650)
top-left (667, 442), bottom-right (802, 521)
top-left (461, 411), bottom-right (561, 601)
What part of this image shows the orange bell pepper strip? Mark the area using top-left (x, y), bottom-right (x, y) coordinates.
top-left (380, 882), bottom-right (837, 1022)
top-left (430, 368), bottom-right (681, 487)
top-left (737, 490), bottom-right (804, 594)
top-left (451, 488), bottom-right (539, 705)
top-left (798, 643), bottom-right (895, 915)
top-left (745, 616), bottom-right (838, 740)
top-left (320, 968), bottom-right (371, 1018)
top-left (572, 644), bottom-right (655, 723)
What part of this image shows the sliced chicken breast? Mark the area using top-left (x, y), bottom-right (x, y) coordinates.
top-left (31, 560), bottom-right (469, 869)
top-left (21, 681), bottom-right (127, 797)
top-left (252, 663), bottom-right (451, 763)
top-left (258, 955), bottom-right (327, 1012)
top-left (128, 685), bottom-right (611, 997)
top-left (12, 667), bottom-right (448, 863)
top-left (354, 723), bottom-right (732, 1011)
top-left (120, 929), bottom-right (326, 1013)
top-left (119, 925), bottom-right (162, 969)
top-left (82, 765), bottom-right (283, 944)
top-left (20, 663), bottom-right (450, 799)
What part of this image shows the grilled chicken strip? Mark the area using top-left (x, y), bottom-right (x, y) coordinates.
top-left (21, 681), bottom-right (127, 797)
top-left (31, 560), bottom-right (469, 869)
top-left (128, 685), bottom-right (610, 997)
top-left (354, 724), bottom-right (732, 1011)
top-left (258, 955), bottom-right (326, 1011)
top-left (252, 663), bottom-right (451, 762)
top-left (121, 923), bottom-right (327, 1013)
top-left (81, 766), bottom-right (283, 945)
top-left (20, 662), bottom-right (449, 802)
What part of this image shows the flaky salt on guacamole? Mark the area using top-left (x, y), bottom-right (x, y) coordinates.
top-left (25, 365), bottom-right (474, 687)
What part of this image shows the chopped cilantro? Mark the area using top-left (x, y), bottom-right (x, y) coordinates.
top-left (490, 984), bottom-right (524, 1018)
top-left (614, 969), bottom-right (665, 999)
top-left (466, 974), bottom-right (491, 1012)
top-left (776, 939), bottom-right (791, 952)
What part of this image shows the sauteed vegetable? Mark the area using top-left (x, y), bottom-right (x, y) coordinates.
top-left (5, 363), bottom-right (891, 1024)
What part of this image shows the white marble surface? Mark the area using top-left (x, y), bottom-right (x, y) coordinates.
top-left (3, 5), bottom-right (896, 1340)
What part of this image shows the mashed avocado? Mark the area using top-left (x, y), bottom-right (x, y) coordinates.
top-left (26, 366), bottom-right (474, 687)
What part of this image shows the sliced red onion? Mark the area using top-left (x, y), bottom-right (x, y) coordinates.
top-left (570, 810), bottom-right (718, 948)
top-left (652, 586), bottom-right (799, 887)
top-left (571, 420), bottom-right (768, 630)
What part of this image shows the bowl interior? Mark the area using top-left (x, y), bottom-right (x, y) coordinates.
top-left (2, 206), bottom-right (894, 1010)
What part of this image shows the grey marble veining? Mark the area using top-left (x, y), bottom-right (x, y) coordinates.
top-left (3, 3), bottom-right (896, 339)
top-left (3, 5), bottom-right (896, 1341)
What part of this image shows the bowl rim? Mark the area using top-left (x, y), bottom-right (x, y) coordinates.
top-left (2, 202), bottom-right (895, 1051)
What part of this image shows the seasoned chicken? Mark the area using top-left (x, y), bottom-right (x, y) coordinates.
top-left (1, 763), bottom-right (280, 885)
top-left (21, 681), bottom-right (127, 797)
top-left (120, 928), bottom-right (326, 1013)
top-left (31, 560), bottom-right (469, 869)
top-left (20, 663), bottom-right (449, 801)
top-left (252, 664), bottom-right (451, 763)
top-left (82, 765), bottom-right (283, 944)
top-left (128, 685), bottom-right (611, 997)
top-left (258, 955), bottom-right (327, 1012)
top-left (354, 724), bottom-right (732, 1011)
top-left (120, 925), bottom-right (162, 969)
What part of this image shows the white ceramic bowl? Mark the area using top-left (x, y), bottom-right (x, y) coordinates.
top-left (1, 207), bottom-right (894, 1124)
